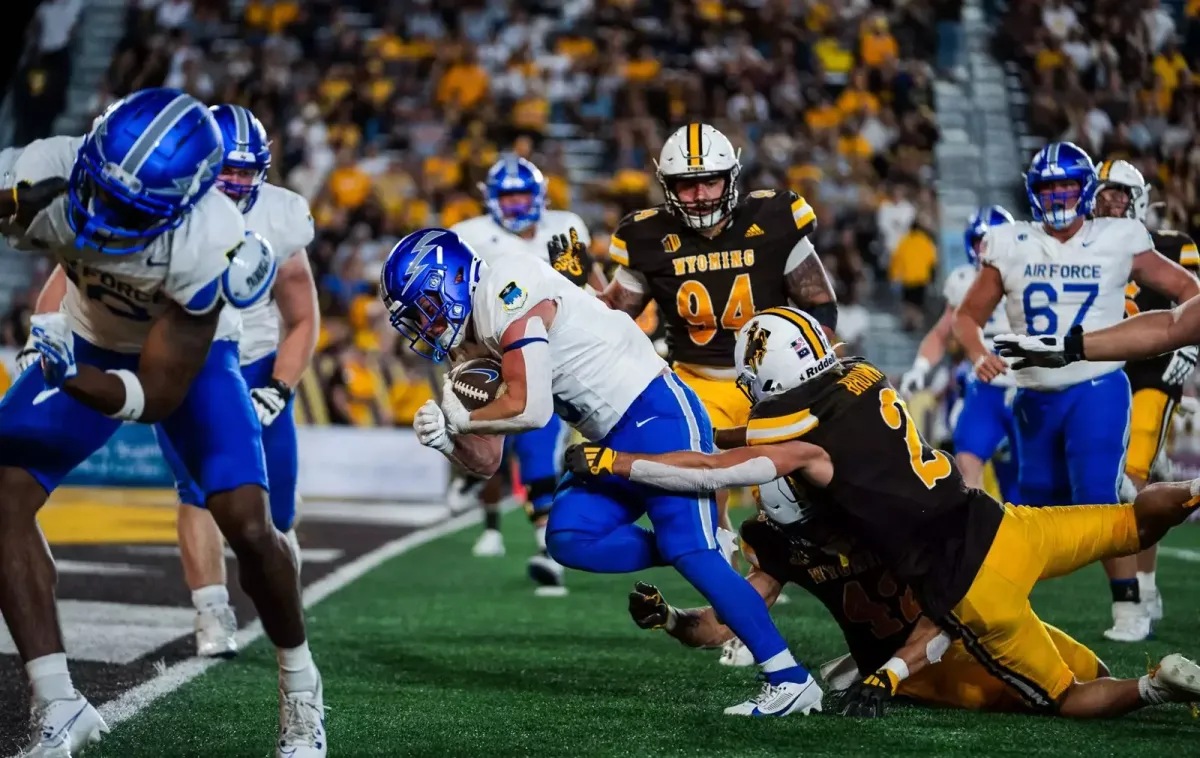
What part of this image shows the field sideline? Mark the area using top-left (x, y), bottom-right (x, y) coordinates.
top-left (58, 505), bottom-right (1200, 758)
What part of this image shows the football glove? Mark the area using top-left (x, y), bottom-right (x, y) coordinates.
top-left (414, 399), bottom-right (455, 455)
top-left (1162, 345), bottom-right (1199, 387)
top-left (250, 379), bottom-right (292, 426)
top-left (993, 324), bottom-right (1085, 370)
top-left (628, 581), bottom-right (670, 630)
top-left (836, 670), bottom-right (897, 718)
top-left (547, 227), bottom-right (592, 287)
top-left (564, 443), bottom-right (616, 478)
top-left (29, 313), bottom-right (77, 388)
top-left (4, 177), bottom-right (69, 227)
top-left (439, 374), bottom-right (472, 434)
top-left (898, 358), bottom-right (930, 396)
top-left (15, 333), bottom-right (39, 374)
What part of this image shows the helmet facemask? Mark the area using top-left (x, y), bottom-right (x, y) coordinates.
top-left (657, 166), bottom-right (740, 230)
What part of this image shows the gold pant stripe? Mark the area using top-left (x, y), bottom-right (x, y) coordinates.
top-left (943, 610), bottom-right (1056, 711)
top-left (1125, 388), bottom-right (1176, 480)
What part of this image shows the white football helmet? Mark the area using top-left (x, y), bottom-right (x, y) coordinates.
top-left (1095, 159), bottom-right (1150, 222)
top-left (755, 476), bottom-right (816, 526)
top-left (654, 123), bottom-right (741, 230)
top-left (734, 307), bottom-right (838, 403)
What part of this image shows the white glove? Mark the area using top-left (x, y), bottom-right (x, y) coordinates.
top-left (899, 356), bottom-right (931, 396)
top-left (414, 399), bottom-right (455, 455)
top-left (29, 313), bottom-right (76, 387)
top-left (249, 379), bottom-right (291, 426)
top-left (15, 333), bottom-right (39, 373)
top-left (1162, 345), bottom-right (1199, 387)
top-left (439, 375), bottom-right (472, 434)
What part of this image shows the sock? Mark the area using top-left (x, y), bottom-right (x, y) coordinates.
top-left (545, 525), bottom-right (665, 572)
top-left (484, 509), bottom-right (500, 531)
top-left (192, 584), bottom-right (230, 611)
top-left (1137, 571), bottom-right (1157, 596)
top-left (278, 641), bottom-right (317, 694)
top-left (1138, 672), bottom-right (1171, 705)
top-left (1110, 578), bottom-right (1139, 603)
top-left (27, 653), bottom-right (74, 703)
top-left (534, 523), bottom-right (547, 552)
top-left (673, 550), bottom-right (809, 683)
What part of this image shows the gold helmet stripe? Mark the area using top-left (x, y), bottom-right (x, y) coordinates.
top-left (686, 122), bottom-right (703, 168)
top-left (760, 307), bottom-right (827, 360)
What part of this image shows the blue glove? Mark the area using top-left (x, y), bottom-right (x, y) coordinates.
top-left (29, 313), bottom-right (77, 387)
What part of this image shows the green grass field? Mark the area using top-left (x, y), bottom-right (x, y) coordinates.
top-left (92, 514), bottom-right (1200, 758)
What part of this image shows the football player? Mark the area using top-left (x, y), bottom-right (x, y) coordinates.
top-left (0, 89), bottom-right (325, 757)
top-left (599, 122), bottom-right (837, 661)
top-left (900, 206), bottom-right (1018, 501)
top-left (953, 143), bottom-right (1199, 640)
top-left (630, 477), bottom-right (1109, 715)
top-left (566, 307), bottom-right (1200, 718)
top-left (382, 228), bottom-right (822, 717)
top-left (450, 155), bottom-right (596, 595)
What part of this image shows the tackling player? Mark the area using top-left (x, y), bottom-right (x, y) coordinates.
top-left (0, 89), bottom-right (325, 757)
top-left (381, 228), bottom-right (822, 717)
top-left (952, 143), bottom-right (1199, 640)
top-left (566, 307), bottom-right (1200, 718)
top-left (629, 477), bottom-right (1109, 716)
top-left (450, 155), bottom-right (596, 595)
top-left (900, 206), bottom-right (1018, 501)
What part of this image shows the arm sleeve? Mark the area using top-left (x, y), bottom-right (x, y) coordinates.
top-left (165, 194), bottom-right (246, 315)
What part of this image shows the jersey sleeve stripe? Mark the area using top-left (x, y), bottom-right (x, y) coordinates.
top-left (746, 409), bottom-right (818, 445)
top-left (687, 122), bottom-right (702, 168)
top-left (761, 307), bottom-right (827, 360)
top-left (609, 234), bottom-right (629, 266)
top-left (1180, 243), bottom-right (1199, 267)
top-left (790, 197), bottom-right (816, 231)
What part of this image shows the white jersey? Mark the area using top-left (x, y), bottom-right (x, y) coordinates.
top-left (4, 135), bottom-right (244, 354)
top-left (472, 252), bottom-right (666, 440)
top-left (983, 218), bottom-right (1151, 390)
top-left (451, 210), bottom-right (590, 266)
top-left (943, 263), bottom-right (1015, 387)
top-left (237, 183), bottom-right (315, 366)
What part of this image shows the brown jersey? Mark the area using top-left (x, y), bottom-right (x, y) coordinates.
top-left (740, 514), bottom-right (921, 675)
top-left (745, 358), bottom-right (1004, 619)
top-left (1124, 230), bottom-right (1200, 396)
top-left (609, 190), bottom-right (817, 368)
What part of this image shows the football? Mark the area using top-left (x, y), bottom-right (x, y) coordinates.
top-left (449, 357), bottom-right (505, 411)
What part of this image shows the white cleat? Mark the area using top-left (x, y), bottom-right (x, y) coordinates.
top-left (1144, 588), bottom-right (1164, 622)
top-left (447, 478), bottom-right (483, 515)
top-left (724, 675), bottom-right (823, 717)
top-left (195, 605), bottom-right (239, 659)
top-left (718, 637), bottom-right (755, 667)
top-left (21, 693), bottom-right (109, 757)
top-left (1104, 601), bottom-right (1152, 642)
top-left (1150, 654), bottom-right (1200, 702)
top-left (472, 528), bottom-right (505, 557)
top-left (278, 673), bottom-right (326, 758)
top-left (528, 553), bottom-right (567, 596)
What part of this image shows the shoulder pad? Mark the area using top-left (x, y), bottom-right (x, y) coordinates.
top-left (222, 231), bottom-right (278, 309)
top-left (748, 189), bottom-right (816, 236)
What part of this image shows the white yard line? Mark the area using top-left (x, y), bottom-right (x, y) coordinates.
top-left (98, 504), bottom-right (484, 728)
top-left (1158, 546), bottom-right (1200, 563)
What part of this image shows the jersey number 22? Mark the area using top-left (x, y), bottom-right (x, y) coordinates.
top-left (879, 387), bottom-right (952, 489)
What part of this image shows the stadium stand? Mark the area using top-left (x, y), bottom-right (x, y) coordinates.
top-left (1, 0), bottom-right (953, 426)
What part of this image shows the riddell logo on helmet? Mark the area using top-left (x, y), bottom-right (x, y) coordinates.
top-left (803, 352), bottom-right (838, 380)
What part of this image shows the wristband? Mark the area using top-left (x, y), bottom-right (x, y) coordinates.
top-left (106, 369), bottom-right (146, 421)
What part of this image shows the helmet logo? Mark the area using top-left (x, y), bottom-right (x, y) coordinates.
top-left (744, 323), bottom-right (770, 373)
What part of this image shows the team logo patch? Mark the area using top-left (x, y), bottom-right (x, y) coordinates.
top-left (499, 281), bottom-right (527, 311)
top-left (744, 323), bottom-right (770, 372)
top-left (662, 234), bottom-right (681, 253)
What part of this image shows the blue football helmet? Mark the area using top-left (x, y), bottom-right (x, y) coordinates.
top-left (380, 228), bottom-right (484, 363)
top-left (963, 205), bottom-right (1015, 265)
top-left (68, 88), bottom-right (224, 254)
top-left (1024, 141), bottom-right (1097, 230)
top-left (209, 104), bottom-right (272, 213)
top-left (482, 156), bottom-right (546, 234)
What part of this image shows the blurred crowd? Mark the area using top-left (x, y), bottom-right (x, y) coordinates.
top-left (4, 0), bottom-right (960, 423)
top-left (997, 0), bottom-right (1199, 239)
